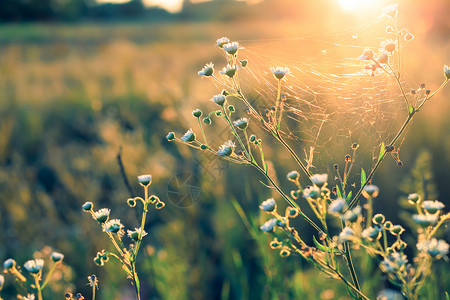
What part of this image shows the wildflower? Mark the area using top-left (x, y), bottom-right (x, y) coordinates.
top-left (377, 51), bottom-right (389, 64)
top-left (310, 173), bottom-right (328, 188)
top-left (138, 174), bottom-right (152, 186)
top-left (198, 62), bottom-right (214, 77)
top-left (127, 228), bottom-right (148, 241)
top-left (220, 65), bottom-right (237, 78)
top-left (103, 219), bottom-right (124, 233)
top-left (166, 132), bottom-right (175, 141)
top-left (303, 185), bottom-right (321, 200)
top-left (23, 259), bottom-right (44, 274)
top-left (412, 214), bottom-right (438, 227)
top-left (92, 208), bottom-right (110, 224)
top-left (286, 207), bottom-right (299, 218)
top-left (211, 94), bottom-right (227, 106)
top-left (192, 109), bottom-right (203, 118)
top-left (223, 42), bottom-right (240, 55)
top-left (417, 238), bottom-right (449, 258)
top-left (286, 170), bottom-right (299, 181)
top-left (87, 275), bottom-right (99, 289)
top-left (390, 252), bottom-right (408, 268)
top-left (82, 202), bottom-right (93, 211)
top-left (362, 226), bottom-right (381, 241)
top-left (379, 257), bottom-right (397, 273)
top-left (259, 198), bottom-right (276, 212)
top-left (180, 129), bottom-right (196, 142)
top-left (233, 118), bottom-right (249, 130)
top-left (380, 39), bottom-right (396, 52)
top-left (328, 198), bottom-right (346, 215)
top-left (260, 218), bottom-right (277, 232)
top-left (407, 193), bottom-right (421, 205)
top-left (270, 66), bottom-right (290, 80)
top-left (217, 140), bottom-right (236, 157)
top-left (279, 246), bottom-right (291, 257)
top-left (422, 200), bottom-right (445, 214)
top-left (383, 3), bottom-right (398, 18)
top-left (338, 227), bottom-right (355, 243)
top-left (343, 206), bottom-right (361, 223)
top-left (372, 213), bottom-right (385, 225)
top-left (362, 185), bottom-right (379, 199)
top-left (358, 49), bottom-right (374, 60)
top-left (51, 252), bottom-right (64, 262)
top-left (216, 37), bottom-right (230, 48)
top-left (3, 258), bottom-right (16, 270)
top-left (444, 65), bottom-right (450, 80)
top-left (390, 225), bottom-right (405, 236)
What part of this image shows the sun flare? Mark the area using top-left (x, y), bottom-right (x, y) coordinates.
top-left (337, 0), bottom-right (383, 12)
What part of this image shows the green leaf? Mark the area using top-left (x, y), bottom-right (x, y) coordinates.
top-left (336, 185), bottom-right (343, 198)
top-left (313, 236), bottom-right (340, 253)
top-left (378, 142), bottom-right (385, 161)
top-left (446, 292), bottom-right (449, 300)
top-left (409, 105), bottom-right (414, 115)
top-left (360, 168), bottom-right (366, 188)
top-left (346, 191), bottom-right (353, 203)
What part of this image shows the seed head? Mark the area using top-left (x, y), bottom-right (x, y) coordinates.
top-left (382, 3), bottom-right (398, 18)
top-left (343, 206), bottom-right (361, 223)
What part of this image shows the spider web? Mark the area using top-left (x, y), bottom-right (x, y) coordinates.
top-left (233, 12), bottom-right (415, 182)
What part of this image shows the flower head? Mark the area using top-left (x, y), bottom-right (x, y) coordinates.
top-left (259, 198), bottom-right (276, 212)
top-left (407, 193), bottom-right (421, 204)
top-left (223, 42), bottom-right (240, 55)
top-left (137, 174), bottom-right (152, 186)
top-left (166, 132), bottom-right (175, 141)
top-left (23, 259), bottom-right (44, 274)
top-left (82, 202), bottom-right (93, 211)
top-left (422, 200), bottom-right (445, 214)
top-left (380, 39), bottom-right (396, 53)
top-left (233, 118), bottom-right (249, 130)
top-left (181, 129), bottom-right (196, 143)
top-left (328, 198), bottom-right (346, 215)
top-left (198, 62), bottom-right (214, 77)
top-left (390, 225), bottom-right (405, 236)
top-left (103, 219), bottom-right (124, 233)
top-left (361, 227), bottom-right (381, 241)
top-left (260, 218), bottom-right (277, 232)
top-left (216, 37), bottom-right (230, 48)
top-left (412, 214), bottom-right (438, 227)
top-left (270, 66), bottom-right (290, 80)
top-left (51, 252), bottom-right (64, 262)
top-left (310, 174), bottom-right (328, 188)
top-left (338, 227), bottom-right (355, 243)
top-left (444, 65), bottom-right (450, 80)
top-left (358, 49), bottom-right (374, 60)
top-left (220, 65), bottom-right (237, 78)
top-left (286, 170), bottom-right (299, 182)
top-left (3, 258), bottom-right (16, 270)
top-left (362, 185), bottom-right (379, 199)
top-left (93, 208), bottom-right (110, 224)
top-left (417, 238), bottom-right (449, 258)
top-left (127, 228), bottom-right (148, 241)
top-left (343, 206), bottom-right (361, 223)
top-left (217, 140), bottom-right (236, 157)
top-left (377, 51), bottom-right (389, 64)
top-left (303, 185), bottom-right (321, 199)
top-left (192, 109), bottom-right (203, 118)
top-left (211, 94), bottom-right (226, 106)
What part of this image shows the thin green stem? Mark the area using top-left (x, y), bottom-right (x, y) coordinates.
top-left (275, 131), bottom-right (313, 178)
top-left (40, 262), bottom-right (57, 289)
top-left (221, 106), bottom-right (251, 160)
top-left (197, 118), bottom-right (207, 145)
top-left (34, 274), bottom-right (43, 300)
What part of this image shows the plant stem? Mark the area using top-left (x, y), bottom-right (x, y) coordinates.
top-left (34, 275), bottom-right (43, 300)
top-left (40, 263), bottom-right (57, 289)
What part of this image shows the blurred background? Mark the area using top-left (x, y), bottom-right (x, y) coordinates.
top-left (0, 0), bottom-right (449, 299)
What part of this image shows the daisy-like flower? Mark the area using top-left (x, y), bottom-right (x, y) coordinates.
top-left (377, 51), bottom-right (389, 64)
top-left (310, 174), bottom-right (328, 188)
top-left (328, 198), bottom-right (346, 215)
top-left (137, 174), bottom-right (152, 186)
top-left (362, 184), bottom-right (379, 199)
top-left (216, 37), bottom-right (230, 48)
top-left (260, 218), bottom-right (277, 232)
top-left (233, 118), bottom-right (249, 130)
top-left (211, 94), bottom-right (226, 106)
top-left (303, 185), bottom-right (321, 200)
top-left (412, 214), bottom-right (438, 227)
top-left (93, 208), bottom-right (110, 224)
top-left (259, 198), bottom-right (276, 212)
top-left (390, 225), bottom-right (405, 236)
top-left (51, 252), bottom-right (64, 262)
top-left (181, 129), bottom-right (196, 142)
top-left (270, 66), bottom-right (290, 80)
top-left (380, 39), bottom-right (396, 53)
top-left (217, 140), bottom-right (236, 157)
top-left (422, 200), bottom-right (445, 214)
top-left (220, 65), bottom-right (237, 78)
top-left (127, 228), bottom-right (148, 241)
top-left (358, 49), bottom-right (374, 60)
top-left (343, 206), bottom-right (361, 223)
top-left (338, 227), bottom-right (355, 243)
top-left (3, 258), bottom-right (16, 270)
top-left (361, 226), bottom-right (381, 241)
top-left (22, 294), bottom-right (36, 300)
top-left (198, 62), bottom-right (214, 77)
top-left (417, 238), bottom-right (449, 258)
top-left (223, 42), bottom-right (240, 55)
top-left (103, 219), bottom-right (124, 233)
top-left (407, 193), bottom-right (421, 204)
top-left (444, 65), bottom-right (450, 80)
top-left (286, 170), bottom-right (299, 181)
top-left (382, 3), bottom-right (398, 18)
top-left (23, 259), bottom-right (44, 274)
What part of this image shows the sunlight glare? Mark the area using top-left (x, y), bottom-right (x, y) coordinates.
top-left (337, 0), bottom-right (380, 12)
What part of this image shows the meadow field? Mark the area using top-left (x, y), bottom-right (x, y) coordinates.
top-left (1, 1), bottom-right (450, 299)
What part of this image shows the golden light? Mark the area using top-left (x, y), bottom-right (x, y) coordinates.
top-left (337, 0), bottom-right (383, 13)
